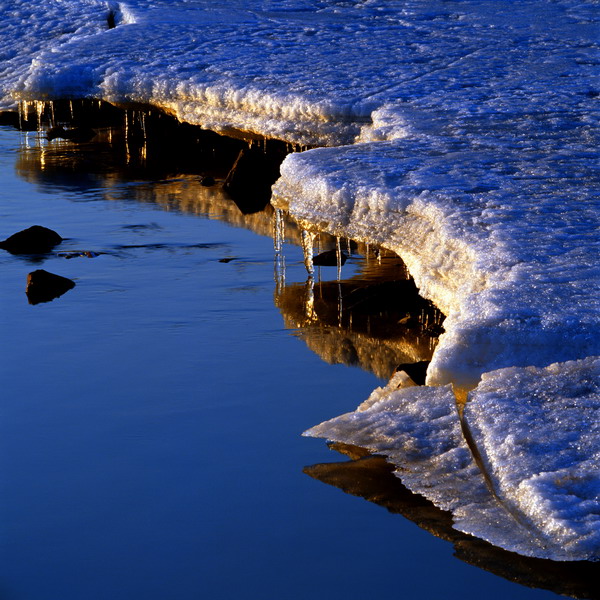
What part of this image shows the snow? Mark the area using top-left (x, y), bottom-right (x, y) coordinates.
top-left (1, 0), bottom-right (598, 561)
top-left (464, 358), bottom-right (600, 560)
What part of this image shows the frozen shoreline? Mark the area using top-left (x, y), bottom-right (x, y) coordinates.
top-left (2, 0), bottom-right (599, 560)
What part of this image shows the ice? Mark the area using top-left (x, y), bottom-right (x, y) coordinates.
top-left (8, 0), bottom-right (594, 145)
top-left (306, 358), bottom-right (600, 561)
top-left (1, 0), bottom-right (599, 560)
top-left (464, 358), bottom-right (600, 559)
top-left (0, 1), bottom-right (114, 111)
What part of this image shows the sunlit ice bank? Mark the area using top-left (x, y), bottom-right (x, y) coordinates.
top-left (2, 0), bottom-right (599, 562)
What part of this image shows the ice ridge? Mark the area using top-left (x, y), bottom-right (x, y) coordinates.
top-left (1, 0), bottom-right (599, 561)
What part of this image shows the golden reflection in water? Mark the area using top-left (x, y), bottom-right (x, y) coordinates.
top-left (305, 444), bottom-right (600, 600)
top-left (15, 126), bottom-right (444, 381)
top-left (275, 249), bottom-right (443, 380)
top-left (13, 127), bottom-right (300, 241)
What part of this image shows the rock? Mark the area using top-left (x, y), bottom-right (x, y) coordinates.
top-left (200, 175), bottom-right (215, 186)
top-left (107, 9), bottom-right (117, 28)
top-left (58, 251), bottom-right (99, 259)
top-left (223, 147), bottom-right (282, 214)
top-left (0, 226), bottom-right (63, 254)
top-left (26, 269), bottom-right (75, 305)
top-left (46, 125), bottom-right (96, 142)
top-left (395, 361), bottom-right (430, 386)
top-left (313, 249), bottom-right (348, 266)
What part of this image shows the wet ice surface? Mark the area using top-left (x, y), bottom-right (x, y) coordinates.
top-left (465, 358), bottom-right (600, 560)
top-left (307, 358), bottom-right (600, 561)
top-left (2, 0), bottom-right (599, 562)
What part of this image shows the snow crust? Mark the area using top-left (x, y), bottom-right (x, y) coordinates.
top-left (465, 358), bottom-right (600, 559)
top-left (1, 0), bottom-right (599, 561)
top-left (306, 357), bottom-right (600, 561)
top-left (0, 1), bottom-right (114, 111)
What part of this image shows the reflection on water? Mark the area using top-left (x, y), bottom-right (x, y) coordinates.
top-left (16, 119), bottom-right (444, 383)
top-left (16, 116), bottom-right (443, 379)
top-left (13, 102), bottom-right (304, 245)
top-left (306, 444), bottom-right (600, 600)
top-left (275, 248), bottom-right (443, 380)
top-left (6, 108), bottom-right (592, 599)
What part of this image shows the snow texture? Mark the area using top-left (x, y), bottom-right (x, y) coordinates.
top-left (306, 361), bottom-right (600, 561)
top-left (1, 0), bottom-right (598, 561)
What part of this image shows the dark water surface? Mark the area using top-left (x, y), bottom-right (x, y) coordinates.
top-left (0, 125), bottom-right (566, 600)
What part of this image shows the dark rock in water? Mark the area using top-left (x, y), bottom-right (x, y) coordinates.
top-left (0, 225), bottom-right (63, 254)
top-left (26, 269), bottom-right (75, 305)
top-left (395, 361), bottom-right (430, 386)
top-left (59, 251), bottom-right (99, 259)
top-left (219, 257), bottom-right (236, 263)
top-left (224, 147), bottom-right (282, 214)
top-left (313, 249), bottom-right (348, 267)
top-left (200, 175), bottom-right (216, 187)
top-left (46, 125), bottom-right (96, 142)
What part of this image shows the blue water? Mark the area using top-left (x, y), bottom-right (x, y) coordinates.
top-left (0, 126), bottom-right (564, 600)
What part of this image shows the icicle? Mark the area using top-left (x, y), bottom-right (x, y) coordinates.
top-left (139, 111), bottom-right (147, 162)
top-left (21, 100), bottom-right (30, 126)
top-left (337, 282), bottom-right (343, 327)
top-left (17, 100), bottom-right (24, 129)
top-left (124, 110), bottom-right (130, 163)
top-left (335, 236), bottom-right (343, 282)
top-left (301, 229), bottom-right (315, 277)
top-left (35, 101), bottom-right (44, 130)
top-left (273, 208), bottom-right (285, 253)
top-left (304, 277), bottom-right (316, 321)
top-left (139, 111), bottom-right (146, 139)
top-left (48, 101), bottom-right (55, 127)
top-left (69, 100), bottom-right (74, 120)
top-left (273, 208), bottom-right (287, 293)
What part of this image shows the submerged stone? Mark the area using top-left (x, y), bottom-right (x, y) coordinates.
top-left (200, 175), bottom-right (215, 186)
top-left (0, 226), bottom-right (63, 254)
top-left (395, 361), bottom-right (430, 386)
top-left (224, 147), bottom-right (282, 214)
top-left (313, 249), bottom-right (348, 267)
top-left (26, 269), bottom-right (75, 305)
top-left (46, 125), bottom-right (96, 142)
